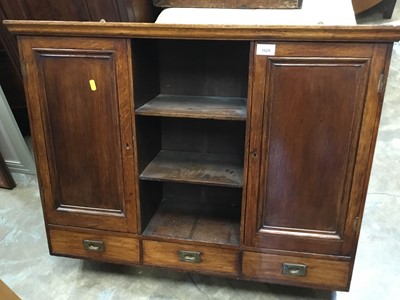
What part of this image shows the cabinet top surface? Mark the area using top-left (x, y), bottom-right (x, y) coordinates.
top-left (4, 20), bottom-right (400, 42)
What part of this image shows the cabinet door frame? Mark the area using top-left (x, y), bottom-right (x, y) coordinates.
top-left (244, 41), bottom-right (391, 255)
top-left (19, 36), bottom-right (138, 233)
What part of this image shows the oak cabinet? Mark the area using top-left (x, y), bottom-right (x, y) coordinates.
top-left (6, 20), bottom-right (400, 291)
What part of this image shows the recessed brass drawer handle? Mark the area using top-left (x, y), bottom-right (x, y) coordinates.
top-left (178, 250), bottom-right (202, 263)
top-left (83, 240), bottom-right (105, 252)
top-left (282, 263), bottom-right (307, 277)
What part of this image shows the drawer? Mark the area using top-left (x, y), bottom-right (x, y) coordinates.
top-left (143, 240), bottom-right (239, 275)
top-left (49, 228), bottom-right (140, 264)
top-left (242, 252), bottom-right (351, 290)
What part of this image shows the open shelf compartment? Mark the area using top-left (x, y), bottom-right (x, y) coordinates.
top-left (136, 117), bottom-right (246, 187)
top-left (141, 182), bottom-right (241, 246)
top-left (132, 39), bottom-right (250, 118)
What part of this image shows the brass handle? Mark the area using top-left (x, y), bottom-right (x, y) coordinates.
top-left (178, 250), bottom-right (202, 263)
top-left (83, 240), bottom-right (105, 252)
top-left (282, 263), bottom-right (307, 277)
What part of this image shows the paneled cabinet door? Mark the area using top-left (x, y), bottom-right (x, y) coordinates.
top-left (19, 37), bottom-right (137, 232)
top-left (244, 42), bottom-right (390, 255)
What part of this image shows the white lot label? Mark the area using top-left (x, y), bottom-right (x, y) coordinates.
top-left (256, 44), bottom-right (276, 56)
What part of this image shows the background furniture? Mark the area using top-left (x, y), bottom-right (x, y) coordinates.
top-left (6, 20), bottom-right (400, 291)
top-left (352, 0), bottom-right (397, 18)
top-left (0, 152), bottom-right (16, 189)
top-left (155, 0), bottom-right (357, 26)
top-left (0, 0), bottom-right (158, 135)
top-left (152, 0), bottom-right (302, 9)
top-left (383, 0), bottom-right (397, 18)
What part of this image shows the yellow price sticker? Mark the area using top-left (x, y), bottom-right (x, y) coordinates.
top-left (89, 79), bottom-right (97, 91)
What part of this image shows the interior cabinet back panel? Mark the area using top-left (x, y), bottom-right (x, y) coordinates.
top-left (158, 40), bottom-right (250, 98)
top-left (161, 118), bottom-right (245, 155)
top-left (20, 37), bottom-right (137, 232)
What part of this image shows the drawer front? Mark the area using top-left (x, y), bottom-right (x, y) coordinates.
top-left (49, 228), bottom-right (140, 264)
top-left (242, 252), bottom-right (351, 290)
top-left (143, 240), bottom-right (239, 275)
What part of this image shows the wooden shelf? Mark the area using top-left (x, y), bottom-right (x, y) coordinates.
top-left (135, 94), bottom-right (247, 120)
top-left (140, 150), bottom-right (243, 187)
top-left (143, 198), bottom-right (240, 246)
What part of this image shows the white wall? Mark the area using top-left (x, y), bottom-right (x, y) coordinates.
top-left (0, 85), bottom-right (36, 174)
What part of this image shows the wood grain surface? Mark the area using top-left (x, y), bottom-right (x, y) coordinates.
top-left (135, 94), bottom-right (247, 120)
top-left (9, 20), bottom-right (400, 290)
top-left (153, 0), bottom-right (303, 9)
top-left (143, 196), bottom-right (240, 245)
top-left (143, 240), bottom-right (239, 275)
top-left (0, 280), bottom-right (20, 300)
top-left (4, 20), bottom-right (400, 42)
top-left (49, 228), bottom-right (140, 264)
top-left (140, 150), bottom-right (244, 187)
top-left (18, 36), bottom-right (138, 232)
top-left (242, 251), bottom-right (351, 290)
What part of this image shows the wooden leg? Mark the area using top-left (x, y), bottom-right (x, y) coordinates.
top-left (0, 152), bottom-right (16, 189)
top-left (383, 0), bottom-right (397, 18)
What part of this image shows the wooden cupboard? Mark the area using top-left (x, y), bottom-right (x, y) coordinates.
top-left (5, 20), bottom-right (400, 291)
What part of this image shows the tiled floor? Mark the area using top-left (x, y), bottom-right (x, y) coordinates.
top-left (1, 3), bottom-right (400, 299)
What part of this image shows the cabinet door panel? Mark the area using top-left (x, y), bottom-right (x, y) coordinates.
top-left (20, 37), bottom-right (137, 232)
top-left (41, 52), bottom-right (123, 211)
top-left (244, 42), bottom-right (388, 255)
top-left (263, 61), bottom-right (363, 233)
